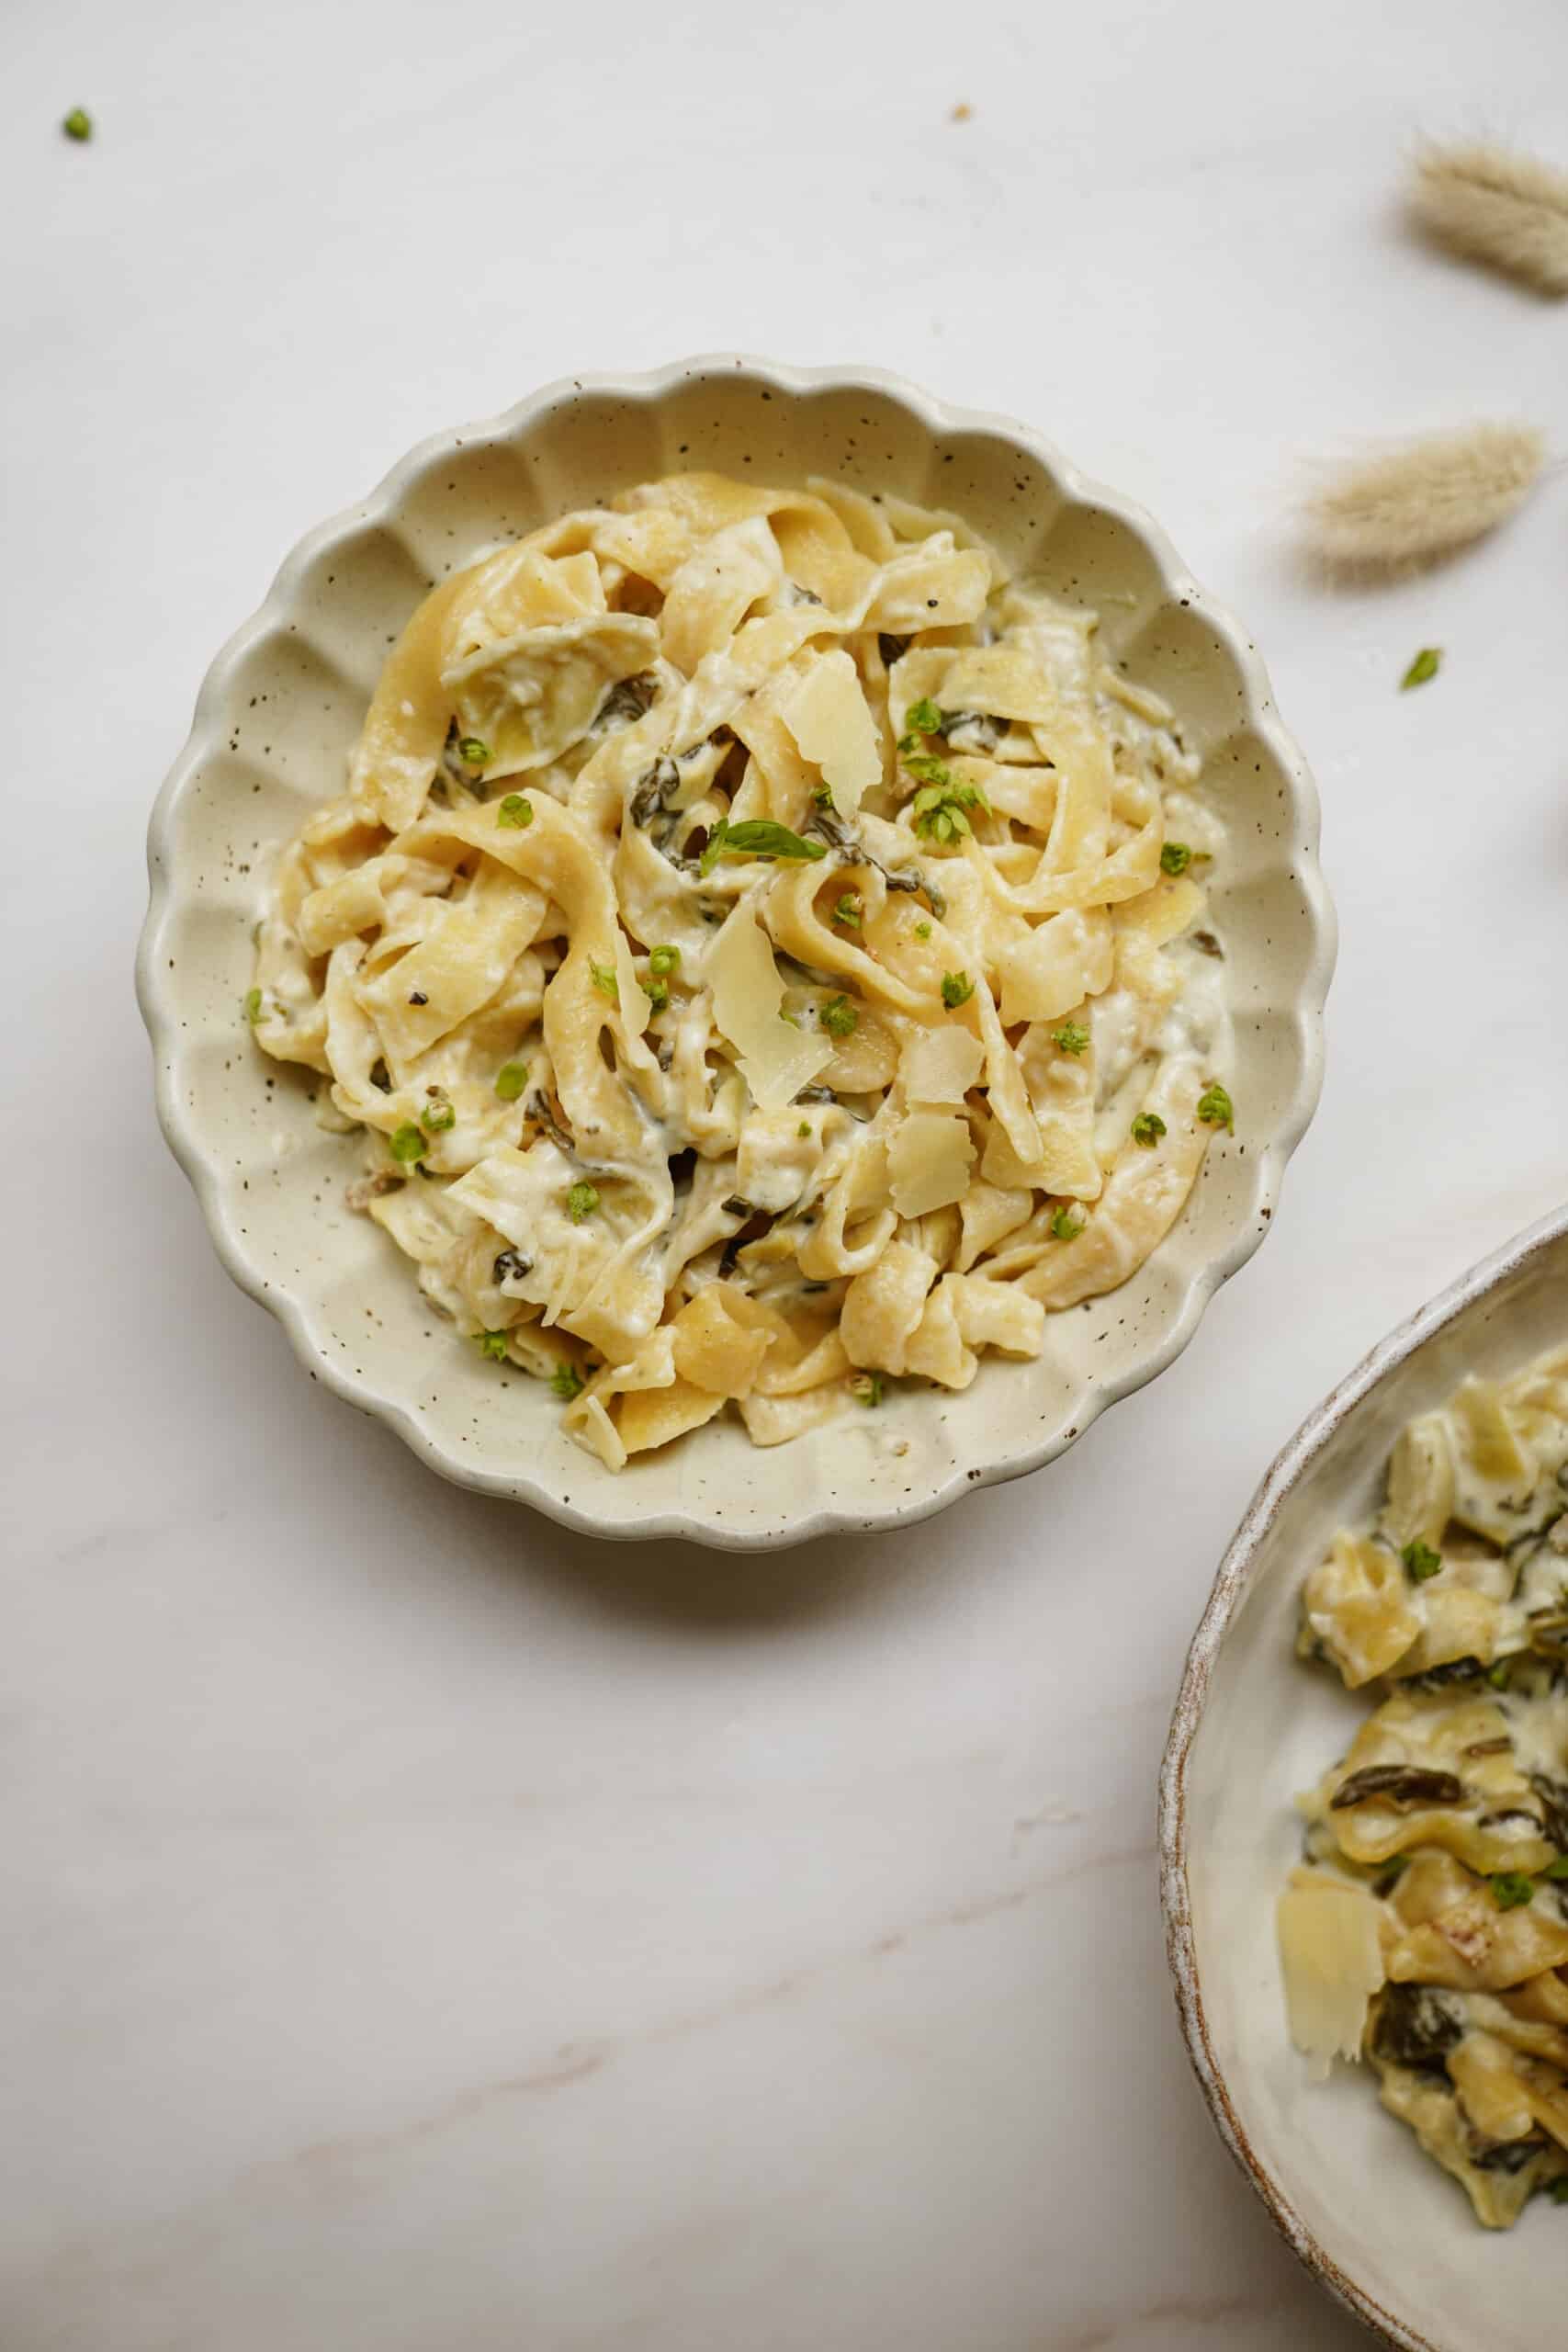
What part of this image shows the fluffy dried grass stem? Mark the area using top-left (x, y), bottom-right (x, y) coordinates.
top-left (1410, 140), bottom-right (1568, 296)
top-left (1300, 424), bottom-right (1547, 575)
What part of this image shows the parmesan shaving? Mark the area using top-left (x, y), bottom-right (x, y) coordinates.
top-left (888, 1110), bottom-right (976, 1218)
top-left (1278, 1880), bottom-right (1384, 2081)
top-left (782, 649), bottom-right (882, 813)
top-left (705, 897), bottom-right (832, 1111)
top-left (900, 1025), bottom-right (985, 1104)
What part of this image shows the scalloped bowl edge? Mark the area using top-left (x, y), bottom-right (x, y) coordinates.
top-left (138, 354), bottom-right (1335, 1551)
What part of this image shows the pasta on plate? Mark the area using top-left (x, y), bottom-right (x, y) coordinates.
top-left (249, 471), bottom-right (1231, 1469)
top-left (1278, 1345), bottom-right (1568, 2226)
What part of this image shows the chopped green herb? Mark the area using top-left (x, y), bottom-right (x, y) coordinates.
top-left (1050, 1204), bottom-right (1085, 1241)
top-left (1401, 647), bottom-right (1441, 692)
top-left (1376, 1854), bottom-right (1410, 1889)
top-left (494, 1061), bottom-right (528, 1101)
top-left (389, 1122), bottom-right (428, 1165)
top-left (905, 695), bottom-right (946, 737)
top-left (589, 960), bottom-right (619, 1002)
top-left (910, 775), bottom-right (990, 844)
top-left (1160, 841), bottom-right (1192, 876)
top-left (1486, 1660), bottom-right (1512, 1691)
top-left (477, 1330), bottom-right (511, 1362)
top-left (642, 977), bottom-right (669, 1011)
top-left (565, 1181), bottom-right (600, 1223)
top-left (549, 1363), bottom-right (584, 1402)
top-left (903, 752), bottom-right (952, 787)
top-left (833, 891), bottom-right (864, 929)
top-left (648, 943), bottom-right (681, 977)
top-left (797, 1120), bottom-right (811, 1138)
top-left (1402, 1540), bottom-right (1443, 1583)
top-left (62, 107), bottom-right (92, 141)
top-left (849, 1370), bottom-right (884, 1408)
top-left (813, 782), bottom-right (835, 809)
top-left (940, 969), bottom-right (974, 1010)
top-left (915, 920), bottom-right (932, 940)
top-left (1053, 1021), bottom-right (1089, 1055)
top-left (243, 986), bottom-right (264, 1024)
top-left (699, 817), bottom-right (827, 876)
top-left (496, 792), bottom-right (533, 828)
top-left (1543, 1857), bottom-right (1568, 1882)
top-left (1549, 2177), bottom-right (1568, 2205)
top-left (1131, 1113), bottom-right (1167, 1148)
top-left (1197, 1081), bottom-right (1234, 1132)
top-left (421, 1095), bottom-right (457, 1134)
top-left (820, 994), bottom-right (857, 1038)
top-left (1490, 1871), bottom-right (1535, 1912)
top-left (457, 735), bottom-right (491, 766)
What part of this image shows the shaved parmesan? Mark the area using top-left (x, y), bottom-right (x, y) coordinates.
top-left (782, 650), bottom-right (882, 813)
top-left (706, 898), bottom-right (831, 1111)
top-left (900, 1024), bottom-right (984, 1105)
top-left (994, 909), bottom-right (1113, 1026)
top-left (1278, 1880), bottom-right (1384, 2081)
top-left (888, 1110), bottom-right (976, 1218)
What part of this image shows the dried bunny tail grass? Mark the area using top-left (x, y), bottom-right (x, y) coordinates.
top-left (1300, 424), bottom-right (1548, 574)
top-left (1409, 140), bottom-right (1568, 296)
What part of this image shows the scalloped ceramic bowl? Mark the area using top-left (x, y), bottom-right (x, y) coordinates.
top-left (138, 355), bottom-right (1333, 1549)
top-left (1160, 1205), bottom-right (1568, 2352)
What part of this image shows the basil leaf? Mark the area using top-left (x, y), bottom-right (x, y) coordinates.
top-left (701, 819), bottom-right (828, 876)
top-left (720, 820), bottom-right (828, 862)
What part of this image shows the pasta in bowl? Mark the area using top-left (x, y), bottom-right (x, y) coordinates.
top-left (1162, 1208), bottom-right (1568, 2351)
top-left (140, 359), bottom-right (1328, 1543)
top-left (252, 469), bottom-right (1234, 1469)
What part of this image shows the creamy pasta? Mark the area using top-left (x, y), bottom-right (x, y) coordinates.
top-left (1278, 1344), bottom-right (1568, 2225)
top-left (248, 471), bottom-right (1231, 1468)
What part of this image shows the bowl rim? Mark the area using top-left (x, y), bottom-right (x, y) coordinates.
top-left (1157, 1199), bottom-right (1568, 2351)
top-left (136, 351), bottom-right (1335, 1549)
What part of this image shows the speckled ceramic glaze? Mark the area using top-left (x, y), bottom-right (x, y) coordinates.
top-left (1161, 1206), bottom-right (1568, 2352)
top-left (137, 356), bottom-right (1333, 1548)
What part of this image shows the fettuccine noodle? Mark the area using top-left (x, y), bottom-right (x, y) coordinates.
top-left (249, 472), bottom-right (1231, 1468)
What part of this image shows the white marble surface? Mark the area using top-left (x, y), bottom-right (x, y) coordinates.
top-left (5, 2), bottom-right (1568, 2344)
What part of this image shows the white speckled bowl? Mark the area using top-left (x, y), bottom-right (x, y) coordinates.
top-left (137, 355), bottom-right (1333, 1549)
top-left (1161, 1205), bottom-right (1568, 2352)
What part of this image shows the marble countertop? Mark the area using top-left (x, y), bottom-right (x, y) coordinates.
top-left (6, 2), bottom-right (1568, 2343)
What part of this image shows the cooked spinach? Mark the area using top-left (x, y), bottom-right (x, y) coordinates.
top-left (630, 756), bottom-right (682, 829)
top-left (1371, 1984), bottom-right (1464, 2071)
top-left (1330, 1765), bottom-right (1466, 1811)
top-left (802, 804), bottom-right (940, 910)
top-left (592, 673), bottom-right (659, 735)
top-left (525, 1091), bottom-right (575, 1157)
top-left (1402, 1657), bottom-right (1486, 1694)
top-left (1471, 2133), bottom-right (1551, 2175)
top-left (942, 711), bottom-right (1008, 753)
top-left (1530, 1773), bottom-right (1568, 1852)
